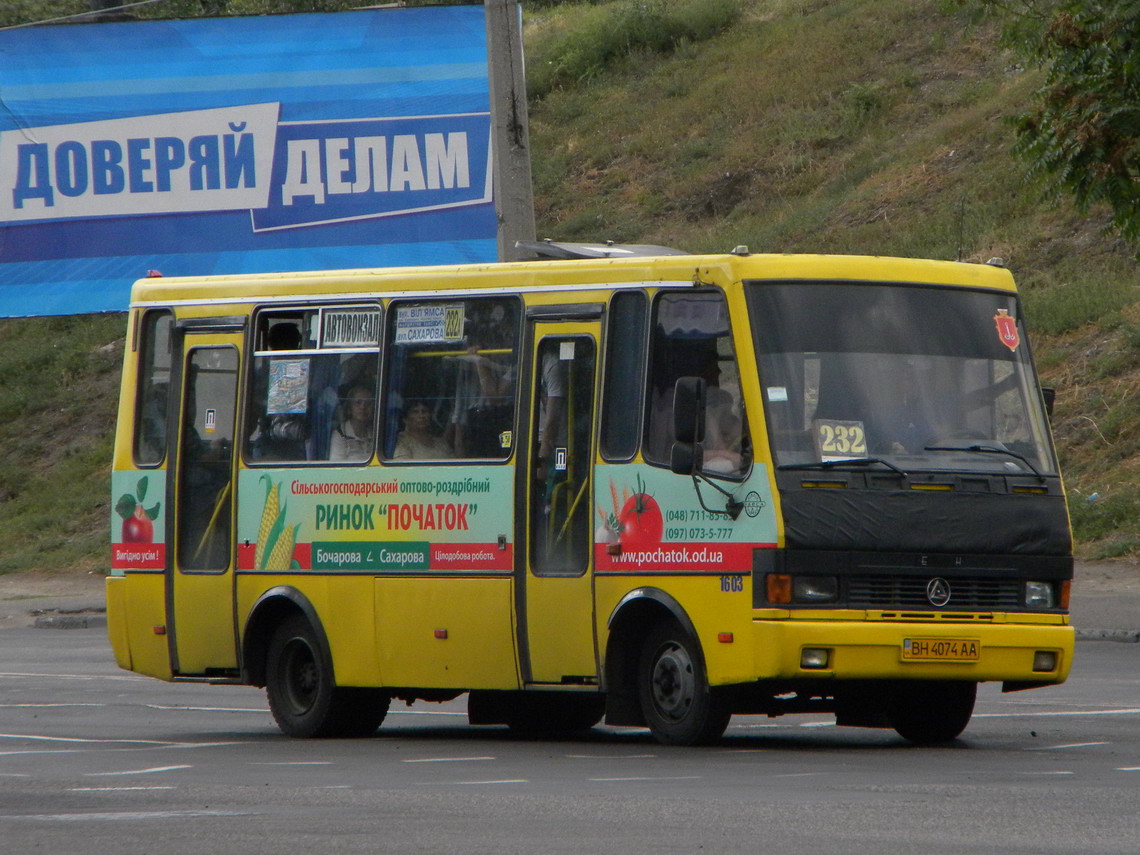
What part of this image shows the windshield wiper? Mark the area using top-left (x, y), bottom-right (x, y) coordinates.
top-left (778, 457), bottom-right (908, 477)
top-left (924, 444), bottom-right (1043, 480)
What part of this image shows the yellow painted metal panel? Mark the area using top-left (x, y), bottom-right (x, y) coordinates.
top-left (749, 620), bottom-right (1074, 683)
top-left (105, 577), bottom-right (132, 672)
top-left (119, 574), bottom-right (172, 680)
top-left (172, 572), bottom-right (237, 673)
top-left (525, 573), bottom-right (597, 683)
top-left (594, 575), bottom-right (757, 686)
top-left (126, 253), bottom-right (1016, 309)
top-left (374, 577), bottom-right (518, 689)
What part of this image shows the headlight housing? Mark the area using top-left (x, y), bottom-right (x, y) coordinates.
top-left (1024, 581), bottom-right (1055, 609)
top-left (793, 575), bottom-right (839, 604)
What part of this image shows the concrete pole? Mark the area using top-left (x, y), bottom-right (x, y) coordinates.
top-left (484, 0), bottom-right (537, 261)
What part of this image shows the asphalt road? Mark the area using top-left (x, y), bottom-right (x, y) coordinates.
top-left (1, 625), bottom-right (1139, 854)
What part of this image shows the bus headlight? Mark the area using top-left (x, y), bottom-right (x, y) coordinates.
top-left (1025, 581), bottom-right (1055, 609)
top-left (793, 576), bottom-right (839, 604)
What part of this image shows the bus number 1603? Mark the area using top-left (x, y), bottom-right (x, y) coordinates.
top-left (720, 575), bottom-right (744, 593)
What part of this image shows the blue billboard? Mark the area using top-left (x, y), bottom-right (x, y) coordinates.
top-left (0, 7), bottom-right (496, 317)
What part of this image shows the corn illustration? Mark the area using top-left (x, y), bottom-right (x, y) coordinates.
top-left (254, 475), bottom-right (280, 570)
top-left (255, 476), bottom-right (297, 572)
top-left (264, 524), bottom-right (298, 573)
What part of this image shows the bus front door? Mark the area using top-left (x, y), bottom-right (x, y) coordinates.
top-left (166, 327), bottom-right (241, 676)
top-left (519, 322), bottom-right (600, 685)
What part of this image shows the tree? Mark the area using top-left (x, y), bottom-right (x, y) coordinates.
top-left (982, 1), bottom-right (1140, 239)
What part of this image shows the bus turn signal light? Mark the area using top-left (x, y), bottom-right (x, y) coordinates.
top-left (767, 574), bottom-right (793, 605)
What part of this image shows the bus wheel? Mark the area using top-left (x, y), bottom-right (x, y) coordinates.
top-left (889, 681), bottom-right (976, 745)
top-left (637, 621), bottom-right (730, 746)
top-left (265, 615), bottom-right (388, 738)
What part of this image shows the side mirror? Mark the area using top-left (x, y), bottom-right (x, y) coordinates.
top-left (1041, 387), bottom-right (1056, 418)
top-left (670, 377), bottom-right (706, 475)
top-left (673, 376), bottom-right (706, 444)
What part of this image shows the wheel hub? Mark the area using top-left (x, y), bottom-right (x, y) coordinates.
top-left (650, 642), bottom-right (695, 722)
top-left (284, 638), bottom-right (319, 714)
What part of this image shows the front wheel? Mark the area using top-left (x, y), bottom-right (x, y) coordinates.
top-left (889, 681), bottom-right (976, 745)
top-left (265, 615), bottom-right (388, 738)
top-left (637, 620), bottom-right (730, 746)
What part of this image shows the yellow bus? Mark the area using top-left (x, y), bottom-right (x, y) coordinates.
top-left (108, 245), bottom-right (1074, 745)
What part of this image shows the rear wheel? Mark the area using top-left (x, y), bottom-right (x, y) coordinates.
top-left (889, 681), bottom-right (976, 745)
top-left (637, 620), bottom-right (730, 746)
top-left (266, 615), bottom-right (388, 738)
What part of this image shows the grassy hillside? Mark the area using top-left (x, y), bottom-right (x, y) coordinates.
top-left (524, 0), bottom-right (1140, 559)
top-left (0, 0), bottom-right (1137, 576)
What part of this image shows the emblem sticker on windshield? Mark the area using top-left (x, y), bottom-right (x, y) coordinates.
top-left (994, 309), bottom-right (1020, 352)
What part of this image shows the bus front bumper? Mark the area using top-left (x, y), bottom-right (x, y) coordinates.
top-left (747, 618), bottom-right (1074, 685)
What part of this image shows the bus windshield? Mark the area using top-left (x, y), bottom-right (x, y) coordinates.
top-left (747, 280), bottom-right (1058, 476)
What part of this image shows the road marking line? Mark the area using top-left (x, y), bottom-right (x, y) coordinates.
top-left (86, 765), bottom-right (192, 777)
top-left (0, 733), bottom-right (171, 745)
top-left (0, 672), bottom-right (142, 682)
top-left (70, 787), bottom-right (176, 792)
top-left (10, 810), bottom-right (250, 821)
top-left (453, 779), bottom-right (528, 785)
top-left (1117, 767), bottom-right (1140, 772)
top-left (0, 703), bottom-right (105, 709)
top-left (1025, 742), bottom-right (1109, 751)
top-left (564, 754), bottom-right (657, 759)
top-left (251, 761), bottom-right (332, 766)
top-left (403, 756), bottom-right (495, 763)
top-left (976, 708), bottom-right (1140, 718)
top-left (144, 705), bottom-right (265, 713)
top-left (589, 776), bottom-right (703, 782)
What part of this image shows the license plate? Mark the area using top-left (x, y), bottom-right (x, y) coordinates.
top-left (901, 637), bottom-right (980, 662)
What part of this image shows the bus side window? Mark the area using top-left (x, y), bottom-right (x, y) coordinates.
top-left (645, 291), bottom-right (750, 476)
top-left (244, 309), bottom-right (381, 465)
top-left (600, 291), bottom-right (647, 461)
top-left (133, 309), bottom-right (173, 466)
top-left (383, 297), bottom-right (520, 461)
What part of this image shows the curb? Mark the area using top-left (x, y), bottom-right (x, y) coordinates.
top-left (1075, 628), bottom-right (1140, 643)
top-left (31, 609), bottom-right (107, 630)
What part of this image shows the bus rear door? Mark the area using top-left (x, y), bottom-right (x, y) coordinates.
top-left (165, 320), bottom-right (243, 676)
top-left (518, 316), bottom-right (601, 685)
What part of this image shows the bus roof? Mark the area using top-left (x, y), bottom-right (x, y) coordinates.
top-left (129, 251), bottom-right (1017, 309)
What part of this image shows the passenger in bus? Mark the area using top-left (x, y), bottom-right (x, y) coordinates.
top-left (137, 382), bottom-right (169, 461)
top-left (447, 340), bottom-right (516, 457)
top-left (393, 401), bottom-right (453, 459)
top-left (329, 385), bottom-right (375, 461)
top-left (249, 321), bottom-right (310, 461)
top-left (536, 347), bottom-right (567, 483)
top-left (268, 321), bottom-right (302, 351)
top-left (870, 358), bottom-right (938, 454)
top-left (702, 387), bottom-right (745, 474)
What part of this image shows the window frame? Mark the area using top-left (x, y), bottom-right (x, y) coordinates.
top-left (242, 302), bottom-right (383, 467)
top-left (381, 295), bottom-right (522, 465)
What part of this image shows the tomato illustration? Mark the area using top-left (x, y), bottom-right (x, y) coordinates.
top-left (619, 492), bottom-right (663, 551)
top-left (122, 506), bottom-right (154, 543)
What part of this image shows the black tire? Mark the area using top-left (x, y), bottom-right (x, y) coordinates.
top-left (637, 620), bottom-right (730, 746)
top-left (506, 692), bottom-right (605, 736)
top-left (265, 615), bottom-right (389, 738)
top-left (889, 681), bottom-right (976, 745)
